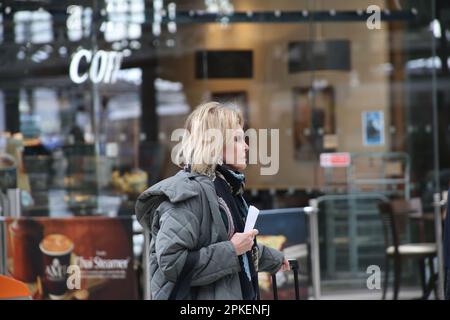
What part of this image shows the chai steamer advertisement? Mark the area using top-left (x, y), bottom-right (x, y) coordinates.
top-left (3, 216), bottom-right (138, 300)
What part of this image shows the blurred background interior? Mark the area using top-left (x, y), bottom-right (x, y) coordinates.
top-left (0, 0), bottom-right (449, 300)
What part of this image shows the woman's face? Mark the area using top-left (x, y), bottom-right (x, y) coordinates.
top-left (223, 127), bottom-right (249, 171)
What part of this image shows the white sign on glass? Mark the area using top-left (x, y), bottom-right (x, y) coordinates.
top-left (69, 49), bottom-right (123, 84)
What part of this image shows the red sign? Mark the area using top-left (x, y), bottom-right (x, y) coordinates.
top-left (320, 152), bottom-right (351, 168)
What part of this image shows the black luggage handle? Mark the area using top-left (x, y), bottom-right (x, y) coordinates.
top-left (288, 259), bottom-right (299, 271)
top-left (271, 259), bottom-right (300, 300)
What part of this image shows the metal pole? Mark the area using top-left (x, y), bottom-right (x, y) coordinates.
top-left (7, 188), bottom-right (21, 218)
top-left (0, 217), bottom-right (6, 275)
top-left (431, 0), bottom-right (444, 300)
top-left (433, 193), bottom-right (445, 299)
top-left (0, 188), bottom-right (21, 275)
top-left (90, 0), bottom-right (103, 205)
top-left (306, 200), bottom-right (321, 299)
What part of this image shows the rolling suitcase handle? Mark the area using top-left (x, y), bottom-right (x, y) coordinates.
top-left (271, 259), bottom-right (300, 300)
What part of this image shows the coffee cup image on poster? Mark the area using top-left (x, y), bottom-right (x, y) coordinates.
top-left (39, 234), bottom-right (74, 299)
top-left (4, 217), bottom-right (137, 300)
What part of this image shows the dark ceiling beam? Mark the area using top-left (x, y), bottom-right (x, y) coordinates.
top-left (0, 9), bottom-right (418, 28)
top-left (170, 9), bottom-right (417, 24)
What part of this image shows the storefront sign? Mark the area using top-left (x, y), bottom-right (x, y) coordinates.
top-left (69, 49), bottom-right (123, 84)
top-left (320, 152), bottom-right (351, 168)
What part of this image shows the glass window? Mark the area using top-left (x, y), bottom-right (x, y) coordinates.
top-left (0, 0), bottom-right (447, 300)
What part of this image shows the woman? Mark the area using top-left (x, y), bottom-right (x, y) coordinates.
top-left (136, 102), bottom-right (289, 300)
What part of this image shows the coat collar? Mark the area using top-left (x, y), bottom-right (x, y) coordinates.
top-left (190, 174), bottom-right (229, 242)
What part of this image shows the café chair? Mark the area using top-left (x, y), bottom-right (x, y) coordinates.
top-left (378, 200), bottom-right (437, 300)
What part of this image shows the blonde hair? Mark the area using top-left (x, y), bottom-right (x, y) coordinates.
top-left (175, 101), bottom-right (244, 177)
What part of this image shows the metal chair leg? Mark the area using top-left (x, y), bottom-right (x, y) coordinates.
top-left (393, 257), bottom-right (402, 300)
top-left (419, 259), bottom-right (427, 299)
top-left (428, 256), bottom-right (438, 299)
top-left (382, 256), bottom-right (390, 300)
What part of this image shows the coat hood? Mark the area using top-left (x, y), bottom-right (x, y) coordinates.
top-left (135, 170), bottom-right (205, 229)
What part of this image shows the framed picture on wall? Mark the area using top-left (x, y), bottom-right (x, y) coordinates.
top-left (362, 111), bottom-right (384, 146)
top-left (211, 91), bottom-right (250, 130)
top-left (196, 50), bottom-right (253, 79)
top-left (293, 86), bottom-right (336, 160)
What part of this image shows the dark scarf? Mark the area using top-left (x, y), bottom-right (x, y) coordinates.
top-left (214, 164), bottom-right (259, 300)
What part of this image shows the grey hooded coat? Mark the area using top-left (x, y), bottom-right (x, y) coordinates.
top-left (135, 170), bottom-right (284, 300)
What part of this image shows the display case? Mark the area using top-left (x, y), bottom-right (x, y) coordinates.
top-left (20, 141), bottom-right (148, 217)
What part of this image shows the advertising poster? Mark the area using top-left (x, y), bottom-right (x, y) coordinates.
top-left (255, 209), bottom-right (309, 300)
top-left (3, 216), bottom-right (137, 300)
top-left (362, 111), bottom-right (385, 146)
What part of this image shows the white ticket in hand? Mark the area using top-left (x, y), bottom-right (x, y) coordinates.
top-left (244, 205), bottom-right (260, 232)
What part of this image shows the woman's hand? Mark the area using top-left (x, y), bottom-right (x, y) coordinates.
top-left (230, 229), bottom-right (258, 256)
top-left (279, 258), bottom-right (290, 272)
